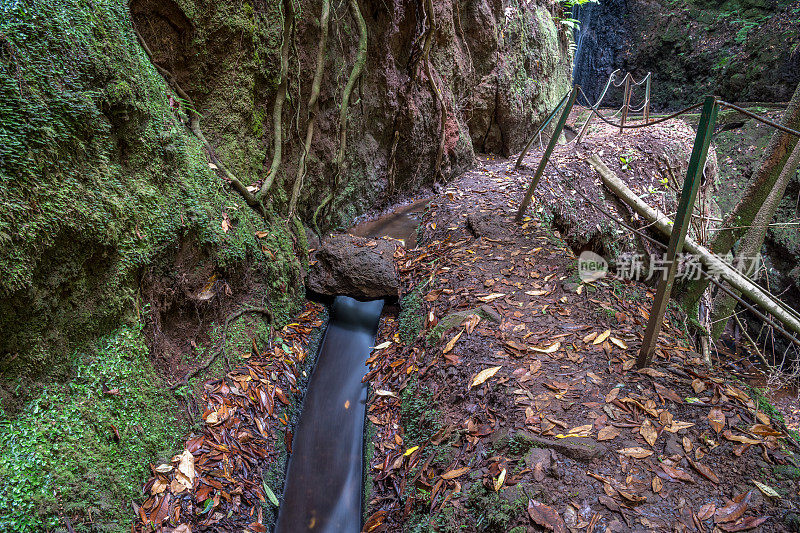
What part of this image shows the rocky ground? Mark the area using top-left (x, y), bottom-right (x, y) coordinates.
top-left (363, 150), bottom-right (800, 531)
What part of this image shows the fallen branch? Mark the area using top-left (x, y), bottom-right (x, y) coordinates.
top-left (170, 306), bottom-right (273, 390)
top-left (588, 154), bottom-right (800, 339)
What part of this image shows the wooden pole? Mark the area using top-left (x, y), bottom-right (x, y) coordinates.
top-left (515, 86), bottom-right (579, 222)
top-left (589, 154), bottom-right (800, 340)
top-left (575, 110), bottom-right (594, 144)
top-left (644, 74), bottom-right (651, 123)
top-left (636, 96), bottom-right (718, 368)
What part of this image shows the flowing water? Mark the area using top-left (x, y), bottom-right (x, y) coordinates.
top-left (275, 296), bottom-right (384, 533)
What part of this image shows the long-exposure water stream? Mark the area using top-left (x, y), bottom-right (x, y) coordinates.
top-left (275, 296), bottom-right (384, 533)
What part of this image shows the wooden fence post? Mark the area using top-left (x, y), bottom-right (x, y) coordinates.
top-left (637, 96), bottom-right (719, 368)
top-left (644, 75), bottom-right (651, 123)
top-left (515, 86), bottom-right (579, 222)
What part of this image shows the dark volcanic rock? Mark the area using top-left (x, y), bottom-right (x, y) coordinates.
top-left (307, 234), bottom-right (399, 300)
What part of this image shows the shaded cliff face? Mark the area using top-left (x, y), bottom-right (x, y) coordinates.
top-left (131, 0), bottom-right (572, 227)
top-left (571, 0), bottom-right (799, 108)
top-left (571, 0), bottom-right (630, 105)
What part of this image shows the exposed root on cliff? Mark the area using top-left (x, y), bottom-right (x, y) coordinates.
top-left (289, 0), bottom-right (330, 218)
top-left (313, 0), bottom-right (367, 233)
top-left (257, 0), bottom-right (295, 201)
top-left (133, 26), bottom-right (265, 216)
top-left (169, 306), bottom-right (273, 390)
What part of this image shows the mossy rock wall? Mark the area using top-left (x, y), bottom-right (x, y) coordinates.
top-left (0, 0), bottom-right (304, 388)
top-left (127, 0), bottom-right (572, 229)
top-left (0, 2), bottom-right (303, 529)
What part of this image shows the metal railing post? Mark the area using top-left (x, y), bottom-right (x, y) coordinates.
top-left (515, 91), bottom-right (570, 169)
top-left (637, 96), bottom-right (719, 368)
top-left (620, 75), bottom-right (631, 133)
top-left (515, 85), bottom-right (579, 222)
top-left (644, 75), bottom-right (651, 123)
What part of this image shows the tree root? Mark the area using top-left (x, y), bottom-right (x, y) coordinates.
top-left (169, 306), bottom-right (274, 391)
top-left (334, 0), bottom-right (368, 175)
top-left (315, 0), bottom-right (367, 231)
top-left (289, 0), bottom-right (330, 217)
top-left (258, 0), bottom-right (295, 200)
top-left (133, 26), bottom-right (265, 216)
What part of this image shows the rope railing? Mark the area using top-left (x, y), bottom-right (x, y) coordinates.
top-left (573, 70), bottom-right (653, 142)
top-left (718, 101), bottom-right (800, 138)
top-left (544, 157), bottom-right (800, 352)
top-left (515, 86), bottom-right (800, 368)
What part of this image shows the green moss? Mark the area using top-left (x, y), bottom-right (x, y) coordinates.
top-left (362, 401), bottom-right (377, 523)
top-left (398, 288), bottom-right (425, 344)
top-left (0, 324), bottom-right (185, 533)
top-left (400, 379), bottom-right (440, 446)
top-left (0, 0), bottom-right (303, 384)
top-left (464, 482), bottom-right (529, 532)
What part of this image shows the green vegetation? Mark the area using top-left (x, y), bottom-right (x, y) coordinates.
top-left (465, 482), bottom-right (530, 532)
top-left (0, 0), bottom-right (303, 385)
top-left (0, 324), bottom-right (185, 533)
top-left (399, 287), bottom-right (426, 344)
top-left (401, 379), bottom-right (440, 445)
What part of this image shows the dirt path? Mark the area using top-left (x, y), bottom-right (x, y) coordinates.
top-left (364, 155), bottom-right (800, 532)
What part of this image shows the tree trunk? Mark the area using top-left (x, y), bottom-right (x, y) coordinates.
top-left (681, 82), bottom-right (800, 309)
top-left (710, 138), bottom-right (800, 339)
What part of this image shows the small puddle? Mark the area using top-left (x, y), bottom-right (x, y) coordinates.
top-left (276, 296), bottom-right (383, 533)
top-left (350, 196), bottom-right (431, 248)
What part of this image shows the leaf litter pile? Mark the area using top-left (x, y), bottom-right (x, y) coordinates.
top-left (133, 302), bottom-right (325, 532)
top-left (363, 154), bottom-right (800, 532)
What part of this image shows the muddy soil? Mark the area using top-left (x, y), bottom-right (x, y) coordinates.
top-left (363, 153), bottom-right (800, 532)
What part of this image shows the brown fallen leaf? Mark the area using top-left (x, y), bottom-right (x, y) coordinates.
top-left (640, 419), bottom-right (658, 447)
top-left (597, 425), bottom-right (621, 441)
top-left (530, 341), bottom-right (561, 354)
top-left (609, 337), bottom-right (627, 349)
top-left (717, 516), bottom-right (769, 531)
top-left (721, 430), bottom-right (761, 445)
top-left (660, 463), bottom-right (694, 483)
top-left (605, 387), bottom-right (621, 403)
top-left (715, 491), bottom-right (752, 524)
top-left (697, 503), bottom-right (716, 520)
top-left (618, 489), bottom-right (646, 502)
top-left (441, 467), bottom-right (470, 480)
top-left (687, 457), bottom-right (720, 484)
top-left (464, 314), bottom-right (481, 334)
top-left (617, 446), bottom-right (653, 459)
top-left (527, 500), bottom-right (567, 533)
top-left (750, 424), bottom-right (782, 437)
top-left (708, 406), bottom-right (725, 434)
top-left (593, 330), bottom-right (611, 345)
top-left (444, 329), bottom-right (464, 354)
top-left (652, 476), bottom-right (662, 493)
top-left (470, 366), bottom-right (502, 388)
